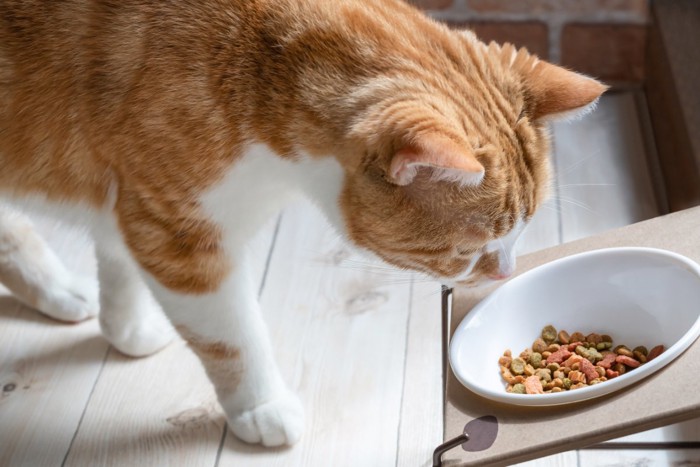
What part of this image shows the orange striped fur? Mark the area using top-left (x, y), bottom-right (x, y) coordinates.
top-left (0, 0), bottom-right (607, 292)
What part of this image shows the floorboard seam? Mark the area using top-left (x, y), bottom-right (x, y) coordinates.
top-left (60, 346), bottom-right (112, 467)
top-left (394, 278), bottom-right (415, 467)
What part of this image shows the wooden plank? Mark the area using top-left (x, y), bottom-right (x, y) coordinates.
top-left (605, 419), bottom-right (700, 445)
top-left (396, 279), bottom-right (443, 467)
top-left (219, 201), bottom-right (413, 466)
top-left (62, 342), bottom-right (224, 467)
top-left (514, 452), bottom-right (579, 467)
top-left (580, 449), bottom-right (700, 466)
top-left (63, 219), bottom-right (278, 467)
top-left (0, 217), bottom-right (108, 466)
top-left (553, 93), bottom-right (659, 244)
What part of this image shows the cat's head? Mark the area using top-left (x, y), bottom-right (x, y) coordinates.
top-left (337, 39), bottom-right (607, 287)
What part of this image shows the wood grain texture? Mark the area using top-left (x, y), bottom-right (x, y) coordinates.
top-left (515, 451), bottom-right (579, 467)
top-left (395, 279), bottom-right (443, 467)
top-left (0, 304), bottom-right (108, 467)
top-left (580, 449), bottom-right (700, 466)
top-left (0, 217), bottom-right (107, 467)
top-left (62, 342), bottom-right (224, 467)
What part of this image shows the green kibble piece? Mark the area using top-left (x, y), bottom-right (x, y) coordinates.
top-left (575, 345), bottom-right (602, 363)
top-left (596, 342), bottom-right (608, 351)
top-left (535, 368), bottom-right (552, 382)
top-left (547, 362), bottom-right (560, 372)
top-left (633, 346), bottom-right (648, 356)
top-left (529, 352), bottom-right (543, 368)
top-left (532, 338), bottom-right (547, 353)
top-left (562, 378), bottom-right (572, 389)
top-left (541, 325), bottom-right (558, 343)
top-left (510, 358), bottom-right (526, 375)
top-left (511, 383), bottom-right (526, 394)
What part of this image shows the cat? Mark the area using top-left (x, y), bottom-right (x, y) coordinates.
top-left (0, 0), bottom-right (606, 447)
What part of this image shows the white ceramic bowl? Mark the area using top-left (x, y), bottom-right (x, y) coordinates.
top-left (449, 247), bottom-right (700, 406)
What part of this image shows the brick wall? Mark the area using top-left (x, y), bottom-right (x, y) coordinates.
top-left (408, 0), bottom-right (650, 84)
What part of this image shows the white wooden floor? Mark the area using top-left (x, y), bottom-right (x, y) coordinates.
top-left (1, 92), bottom-right (698, 466)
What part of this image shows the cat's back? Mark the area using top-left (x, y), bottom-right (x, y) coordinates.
top-left (0, 0), bottom-right (232, 203)
top-left (0, 1), bottom-right (119, 202)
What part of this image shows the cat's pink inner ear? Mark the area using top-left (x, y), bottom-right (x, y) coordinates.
top-left (389, 136), bottom-right (485, 186)
top-left (526, 60), bottom-right (609, 121)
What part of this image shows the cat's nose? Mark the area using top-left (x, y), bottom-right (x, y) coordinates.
top-left (487, 261), bottom-right (515, 281)
top-left (487, 271), bottom-right (512, 281)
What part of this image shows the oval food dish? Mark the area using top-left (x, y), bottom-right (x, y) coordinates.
top-left (449, 247), bottom-right (700, 406)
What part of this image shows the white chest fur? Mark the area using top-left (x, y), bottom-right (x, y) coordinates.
top-left (200, 144), bottom-right (348, 250)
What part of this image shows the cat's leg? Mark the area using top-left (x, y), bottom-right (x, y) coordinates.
top-left (0, 205), bottom-right (98, 322)
top-left (142, 249), bottom-right (304, 446)
top-left (95, 243), bottom-right (176, 357)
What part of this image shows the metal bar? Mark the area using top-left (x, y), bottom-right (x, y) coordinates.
top-left (433, 432), bottom-right (469, 467)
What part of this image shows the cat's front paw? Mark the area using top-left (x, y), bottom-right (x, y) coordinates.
top-left (227, 391), bottom-right (304, 447)
top-left (100, 295), bottom-right (176, 358)
top-left (36, 274), bottom-right (99, 323)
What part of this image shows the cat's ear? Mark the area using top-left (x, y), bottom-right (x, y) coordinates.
top-left (493, 43), bottom-right (608, 121)
top-left (388, 134), bottom-right (484, 186)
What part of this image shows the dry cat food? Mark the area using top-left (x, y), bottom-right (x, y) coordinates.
top-left (499, 325), bottom-right (666, 394)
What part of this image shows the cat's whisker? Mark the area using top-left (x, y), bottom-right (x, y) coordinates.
top-left (540, 200), bottom-right (564, 215)
top-left (558, 149), bottom-right (603, 175)
top-left (553, 196), bottom-right (597, 214)
top-left (558, 183), bottom-right (615, 188)
top-left (336, 261), bottom-right (415, 275)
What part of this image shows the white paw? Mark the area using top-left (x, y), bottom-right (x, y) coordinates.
top-left (36, 274), bottom-right (99, 323)
top-left (100, 297), bottom-right (176, 358)
top-left (228, 391), bottom-right (305, 447)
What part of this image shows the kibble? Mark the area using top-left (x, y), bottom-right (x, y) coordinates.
top-left (510, 358), bottom-right (526, 375)
top-left (541, 325), bottom-right (558, 343)
top-left (557, 330), bottom-right (570, 345)
top-left (499, 325), bottom-right (664, 395)
top-left (532, 338), bottom-right (547, 353)
top-left (529, 352), bottom-right (543, 368)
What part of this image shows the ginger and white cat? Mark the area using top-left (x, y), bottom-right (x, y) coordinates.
top-left (0, 0), bottom-right (605, 446)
